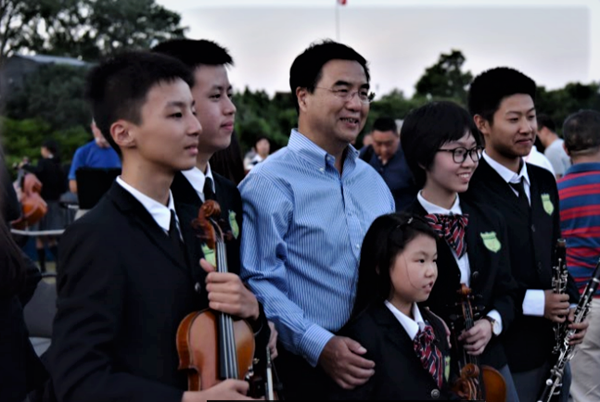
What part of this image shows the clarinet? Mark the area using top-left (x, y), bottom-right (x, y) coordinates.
top-left (551, 239), bottom-right (569, 353)
top-left (537, 258), bottom-right (600, 402)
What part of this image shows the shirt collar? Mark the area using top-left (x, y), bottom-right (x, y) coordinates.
top-left (417, 191), bottom-right (463, 215)
top-left (384, 300), bottom-right (426, 341)
top-left (483, 150), bottom-right (530, 186)
top-left (564, 162), bottom-right (600, 176)
top-left (287, 128), bottom-right (359, 171)
top-left (181, 163), bottom-right (215, 202)
top-left (116, 176), bottom-right (176, 232)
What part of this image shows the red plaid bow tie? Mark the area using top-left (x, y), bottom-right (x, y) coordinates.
top-left (413, 324), bottom-right (443, 388)
top-left (424, 213), bottom-right (469, 258)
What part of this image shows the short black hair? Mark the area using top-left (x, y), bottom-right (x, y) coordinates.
top-left (151, 39), bottom-right (233, 69)
top-left (289, 39), bottom-right (370, 113)
top-left (537, 114), bottom-right (556, 133)
top-left (401, 101), bottom-right (483, 189)
top-left (42, 139), bottom-right (59, 155)
top-left (372, 117), bottom-right (397, 134)
top-left (563, 109), bottom-right (600, 154)
top-left (468, 67), bottom-right (536, 123)
top-left (85, 51), bottom-right (194, 155)
top-left (351, 213), bottom-right (437, 319)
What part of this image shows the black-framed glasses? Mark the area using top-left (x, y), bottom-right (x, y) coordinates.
top-left (315, 87), bottom-right (375, 104)
top-left (437, 147), bottom-right (483, 164)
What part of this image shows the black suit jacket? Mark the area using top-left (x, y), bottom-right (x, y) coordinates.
top-left (405, 198), bottom-right (519, 369)
top-left (328, 302), bottom-right (455, 400)
top-left (171, 171), bottom-right (243, 276)
top-left (464, 158), bottom-right (579, 372)
top-left (46, 182), bottom-right (210, 402)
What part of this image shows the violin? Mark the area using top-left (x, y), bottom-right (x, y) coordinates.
top-left (176, 200), bottom-right (256, 390)
top-left (11, 170), bottom-right (47, 229)
top-left (450, 284), bottom-right (506, 402)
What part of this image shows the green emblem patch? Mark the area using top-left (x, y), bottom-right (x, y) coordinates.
top-left (541, 193), bottom-right (554, 216)
top-left (202, 244), bottom-right (216, 267)
top-left (444, 356), bottom-right (451, 381)
top-left (229, 210), bottom-right (239, 239)
top-left (480, 231), bottom-right (501, 253)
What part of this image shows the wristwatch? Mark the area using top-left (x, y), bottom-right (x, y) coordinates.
top-left (484, 316), bottom-right (501, 336)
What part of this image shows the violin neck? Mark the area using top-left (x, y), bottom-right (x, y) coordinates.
top-left (215, 240), bottom-right (239, 379)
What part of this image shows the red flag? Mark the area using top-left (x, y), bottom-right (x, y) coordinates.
top-left (338, 0), bottom-right (347, 5)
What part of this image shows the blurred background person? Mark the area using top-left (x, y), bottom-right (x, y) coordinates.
top-left (19, 139), bottom-right (67, 272)
top-left (360, 117), bottom-right (417, 211)
top-left (244, 135), bottom-right (271, 173)
top-left (67, 120), bottom-right (121, 195)
top-left (557, 109), bottom-right (600, 402)
top-left (537, 114), bottom-right (572, 179)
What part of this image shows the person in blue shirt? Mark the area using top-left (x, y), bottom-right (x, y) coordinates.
top-left (360, 117), bottom-right (418, 210)
top-left (68, 120), bottom-right (121, 194)
top-left (239, 40), bottom-right (395, 400)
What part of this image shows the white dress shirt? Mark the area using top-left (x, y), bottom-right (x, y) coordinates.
top-left (181, 163), bottom-right (216, 203)
top-left (116, 176), bottom-right (178, 235)
top-left (385, 300), bottom-right (426, 341)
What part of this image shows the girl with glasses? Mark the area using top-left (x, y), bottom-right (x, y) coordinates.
top-left (401, 101), bottom-right (521, 402)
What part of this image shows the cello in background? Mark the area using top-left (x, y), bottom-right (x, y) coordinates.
top-left (450, 284), bottom-right (507, 402)
top-left (11, 169), bottom-right (47, 230)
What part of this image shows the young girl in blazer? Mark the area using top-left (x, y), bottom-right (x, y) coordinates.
top-left (329, 213), bottom-right (454, 400)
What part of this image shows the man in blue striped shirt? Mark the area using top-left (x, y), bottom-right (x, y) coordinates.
top-left (239, 40), bottom-right (395, 400)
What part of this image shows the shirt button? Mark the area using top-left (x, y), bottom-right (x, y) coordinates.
top-left (472, 271), bottom-right (480, 280)
top-left (431, 389), bottom-right (440, 399)
top-left (356, 244), bottom-right (360, 249)
top-left (531, 224), bottom-right (536, 232)
top-left (194, 282), bottom-right (202, 294)
top-left (319, 168), bottom-right (324, 172)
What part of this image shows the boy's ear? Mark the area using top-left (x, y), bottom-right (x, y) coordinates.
top-left (111, 120), bottom-right (135, 150)
top-left (473, 114), bottom-right (490, 135)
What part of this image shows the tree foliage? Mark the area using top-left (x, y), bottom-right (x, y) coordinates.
top-left (6, 63), bottom-right (90, 130)
top-left (0, 0), bottom-right (187, 62)
top-left (415, 49), bottom-right (473, 104)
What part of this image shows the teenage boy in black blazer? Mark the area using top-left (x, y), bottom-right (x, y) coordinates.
top-left (464, 67), bottom-right (588, 402)
top-left (401, 101), bottom-right (520, 401)
top-left (153, 38), bottom-right (277, 370)
top-left (45, 51), bottom-right (264, 402)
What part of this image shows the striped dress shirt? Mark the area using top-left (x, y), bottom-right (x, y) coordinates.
top-left (558, 162), bottom-right (600, 298)
top-left (239, 129), bottom-right (395, 366)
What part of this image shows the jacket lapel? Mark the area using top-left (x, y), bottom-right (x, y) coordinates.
top-left (476, 159), bottom-right (529, 218)
top-left (107, 182), bottom-right (191, 275)
top-left (371, 303), bottom-right (417, 357)
top-left (175, 201), bottom-right (206, 282)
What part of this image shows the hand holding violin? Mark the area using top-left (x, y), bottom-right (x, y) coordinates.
top-left (267, 321), bottom-right (278, 359)
top-left (181, 379), bottom-right (261, 401)
top-left (458, 319), bottom-right (492, 356)
top-left (201, 258), bottom-right (260, 321)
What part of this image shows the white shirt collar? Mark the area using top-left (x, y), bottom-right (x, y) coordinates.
top-left (417, 191), bottom-right (463, 215)
top-left (384, 300), bottom-right (426, 340)
top-left (116, 176), bottom-right (176, 232)
top-left (181, 163), bottom-right (215, 203)
top-left (483, 151), bottom-right (530, 186)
